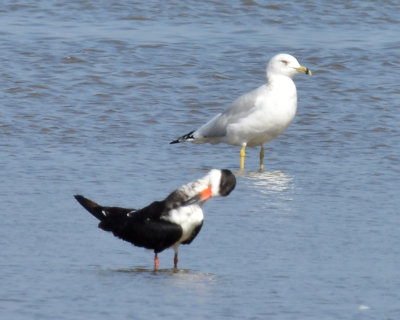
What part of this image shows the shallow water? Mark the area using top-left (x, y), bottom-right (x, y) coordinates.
top-left (1, 1), bottom-right (400, 319)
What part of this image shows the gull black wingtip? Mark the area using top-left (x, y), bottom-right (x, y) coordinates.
top-left (169, 131), bottom-right (195, 144)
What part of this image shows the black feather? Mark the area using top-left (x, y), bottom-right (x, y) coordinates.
top-left (170, 130), bottom-right (195, 144)
top-left (74, 195), bottom-right (182, 253)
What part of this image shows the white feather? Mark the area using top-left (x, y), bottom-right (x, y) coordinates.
top-left (177, 169), bottom-right (223, 198)
top-left (162, 205), bottom-right (204, 243)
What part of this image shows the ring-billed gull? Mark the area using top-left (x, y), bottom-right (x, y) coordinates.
top-left (170, 53), bottom-right (311, 171)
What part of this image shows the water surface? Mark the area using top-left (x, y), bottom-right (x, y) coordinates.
top-left (1, 1), bottom-right (400, 319)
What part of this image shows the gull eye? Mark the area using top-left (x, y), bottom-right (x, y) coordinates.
top-left (281, 60), bottom-right (289, 65)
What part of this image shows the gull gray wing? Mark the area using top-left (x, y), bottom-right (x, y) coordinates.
top-left (195, 85), bottom-right (266, 139)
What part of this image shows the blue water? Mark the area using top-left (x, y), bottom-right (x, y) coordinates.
top-left (1, 1), bottom-right (400, 319)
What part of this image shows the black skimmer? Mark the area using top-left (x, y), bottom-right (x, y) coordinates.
top-left (74, 169), bottom-right (236, 270)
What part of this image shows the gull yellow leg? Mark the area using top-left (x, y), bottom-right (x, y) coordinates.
top-left (259, 146), bottom-right (264, 172)
top-left (240, 144), bottom-right (246, 171)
